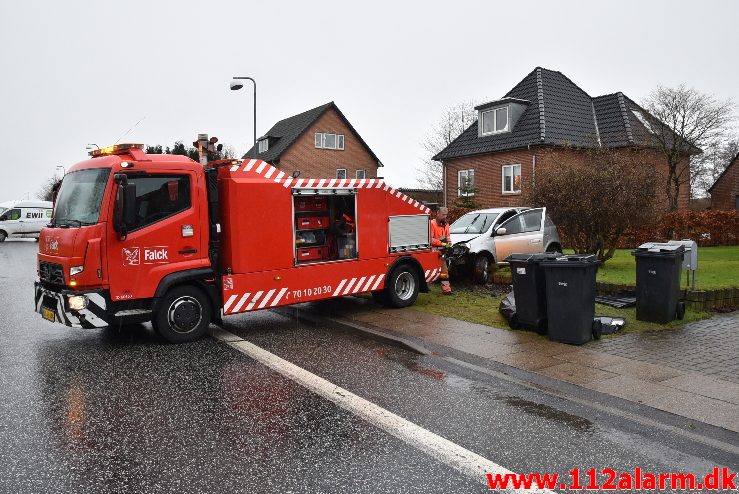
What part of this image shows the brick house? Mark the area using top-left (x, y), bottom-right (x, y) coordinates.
top-left (708, 153), bottom-right (739, 210)
top-left (433, 67), bottom-right (691, 209)
top-left (245, 102), bottom-right (382, 180)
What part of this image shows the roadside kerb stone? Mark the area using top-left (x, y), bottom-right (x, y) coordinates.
top-left (288, 296), bottom-right (739, 432)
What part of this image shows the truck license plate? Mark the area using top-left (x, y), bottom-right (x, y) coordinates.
top-left (41, 307), bottom-right (55, 322)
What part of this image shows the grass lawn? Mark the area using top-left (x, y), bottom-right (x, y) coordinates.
top-left (410, 282), bottom-right (711, 337)
top-left (594, 246), bottom-right (739, 290)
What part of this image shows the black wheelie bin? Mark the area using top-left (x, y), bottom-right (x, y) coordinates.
top-left (632, 243), bottom-right (686, 323)
top-left (541, 254), bottom-right (599, 344)
top-left (505, 253), bottom-right (560, 334)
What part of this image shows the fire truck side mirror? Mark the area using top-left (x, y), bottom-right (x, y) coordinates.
top-left (113, 174), bottom-right (137, 239)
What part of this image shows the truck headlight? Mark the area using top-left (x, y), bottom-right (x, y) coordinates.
top-left (68, 295), bottom-right (88, 311)
top-left (70, 265), bottom-right (84, 276)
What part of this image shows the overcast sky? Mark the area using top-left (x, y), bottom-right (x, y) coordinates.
top-left (1, 0), bottom-right (737, 201)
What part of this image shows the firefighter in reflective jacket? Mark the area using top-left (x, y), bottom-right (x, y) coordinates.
top-left (430, 207), bottom-right (452, 294)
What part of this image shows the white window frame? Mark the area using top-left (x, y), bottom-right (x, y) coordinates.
top-left (258, 139), bottom-right (268, 153)
top-left (458, 169), bottom-right (475, 197)
top-left (336, 168), bottom-right (347, 179)
top-left (356, 169), bottom-right (365, 179)
top-left (315, 132), bottom-right (345, 150)
top-left (322, 133), bottom-right (337, 150)
top-left (481, 106), bottom-right (510, 136)
top-left (502, 164), bottom-right (522, 194)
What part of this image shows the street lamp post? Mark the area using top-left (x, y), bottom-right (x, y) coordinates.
top-left (230, 77), bottom-right (257, 158)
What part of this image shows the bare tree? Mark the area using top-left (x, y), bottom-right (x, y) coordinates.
top-left (524, 147), bottom-right (658, 263)
top-left (37, 175), bottom-right (61, 202)
top-left (642, 85), bottom-right (734, 209)
top-left (416, 101), bottom-right (478, 190)
top-left (692, 136), bottom-right (739, 196)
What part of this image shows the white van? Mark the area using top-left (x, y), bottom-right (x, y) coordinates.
top-left (0, 200), bottom-right (53, 242)
top-left (0, 200), bottom-right (19, 215)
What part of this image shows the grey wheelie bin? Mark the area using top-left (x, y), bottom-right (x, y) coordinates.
top-left (505, 253), bottom-right (560, 334)
top-left (541, 254), bottom-right (599, 344)
top-left (632, 243), bottom-right (686, 323)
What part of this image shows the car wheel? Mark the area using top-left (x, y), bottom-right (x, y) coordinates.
top-left (383, 265), bottom-right (419, 308)
top-left (0, 231), bottom-right (6, 242)
top-left (473, 255), bottom-right (491, 285)
top-left (152, 285), bottom-right (211, 343)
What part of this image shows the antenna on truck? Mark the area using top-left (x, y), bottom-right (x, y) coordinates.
top-left (113, 117), bottom-right (146, 144)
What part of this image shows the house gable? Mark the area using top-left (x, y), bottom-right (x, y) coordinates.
top-left (709, 153), bottom-right (739, 210)
top-left (245, 102), bottom-right (382, 176)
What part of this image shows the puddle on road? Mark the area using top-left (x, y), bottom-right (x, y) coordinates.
top-left (376, 349), bottom-right (593, 432)
top-left (502, 396), bottom-right (593, 432)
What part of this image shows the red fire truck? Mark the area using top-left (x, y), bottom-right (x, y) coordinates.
top-left (34, 141), bottom-right (441, 342)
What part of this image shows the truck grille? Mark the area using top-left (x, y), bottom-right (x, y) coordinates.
top-left (39, 261), bottom-right (65, 285)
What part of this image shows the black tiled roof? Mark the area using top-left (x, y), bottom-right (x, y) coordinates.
top-left (433, 67), bottom-right (671, 161)
top-left (244, 102), bottom-right (382, 166)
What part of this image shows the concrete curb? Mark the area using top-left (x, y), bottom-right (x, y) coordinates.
top-left (273, 305), bottom-right (430, 356)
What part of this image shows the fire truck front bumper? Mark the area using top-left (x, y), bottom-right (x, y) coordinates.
top-left (34, 282), bottom-right (111, 329)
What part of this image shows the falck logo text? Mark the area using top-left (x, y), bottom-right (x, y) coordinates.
top-left (45, 238), bottom-right (59, 253)
top-left (122, 247), bottom-right (169, 266)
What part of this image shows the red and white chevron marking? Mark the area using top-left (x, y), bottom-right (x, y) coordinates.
top-left (229, 159), bottom-right (431, 214)
top-left (331, 273), bottom-right (386, 297)
top-left (222, 287), bottom-right (289, 315)
top-left (424, 268), bottom-right (441, 282)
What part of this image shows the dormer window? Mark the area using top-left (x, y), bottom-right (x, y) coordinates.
top-left (481, 106), bottom-right (509, 135)
top-left (258, 138), bottom-right (269, 153)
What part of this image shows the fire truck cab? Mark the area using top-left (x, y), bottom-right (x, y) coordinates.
top-left (35, 143), bottom-right (441, 343)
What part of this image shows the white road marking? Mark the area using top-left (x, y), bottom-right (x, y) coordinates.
top-left (211, 329), bottom-right (553, 493)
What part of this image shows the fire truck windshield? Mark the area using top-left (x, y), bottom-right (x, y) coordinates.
top-left (52, 168), bottom-right (110, 227)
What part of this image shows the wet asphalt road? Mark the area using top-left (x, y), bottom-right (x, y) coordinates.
top-left (1, 240), bottom-right (737, 493)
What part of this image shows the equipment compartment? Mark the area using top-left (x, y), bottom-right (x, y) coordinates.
top-left (293, 190), bottom-right (357, 264)
top-left (297, 246), bottom-right (329, 261)
top-left (296, 215), bottom-right (330, 230)
top-left (294, 196), bottom-right (328, 212)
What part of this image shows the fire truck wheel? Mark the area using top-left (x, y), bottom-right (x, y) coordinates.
top-left (153, 286), bottom-right (212, 343)
top-left (385, 265), bottom-right (420, 308)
